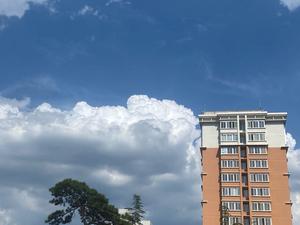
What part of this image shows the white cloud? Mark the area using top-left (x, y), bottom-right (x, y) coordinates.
top-left (150, 173), bottom-right (178, 185)
top-left (71, 5), bottom-right (107, 21)
top-left (286, 132), bottom-right (296, 150)
top-left (0, 95), bottom-right (201, 225)
top-left (0, 96), bottom-right (30, 109)
top-left (78, 5), bottom-right (98, 16)
top-left (11, 189), bottom-right (42, 212)
top-left (92, 168), bottom-right (133, 186)
top-left (0, 0), bottom-right (49, 18)
top-left (0, 209), bottom-right (15, 225)
top-left (286, 133), bottom-right (300, 224)
top-left (105, 0), bottom-right (131, 7)
top-left (4, 95), bottom-right (300, 225)
top-left (280, 0), bottom-right (300, 11)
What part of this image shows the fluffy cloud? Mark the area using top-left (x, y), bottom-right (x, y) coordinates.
top-left (2, 95), bottom-right (300, 225)
top-left (0, 0), bottom-right (49, 18)
top-left (0, 209), bottom-right (15, 225)
top-left (0, 95), bottom-right (201, 225)
top-left (286, 133), bottom-right (300, 224)
top-left (280, 0), bottom-right (300, 11)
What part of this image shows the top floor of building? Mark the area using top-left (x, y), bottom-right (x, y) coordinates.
top-left (199, 110), bottom-right (287, 148)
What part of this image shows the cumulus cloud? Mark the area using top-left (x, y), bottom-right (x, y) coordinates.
top-left (2, 95), bottom-right (300, 225)
top-left (286, 133), bottom-right (300, 224)
top-left (0, 0), bottom-right (49, 18)
top-left (0, 95), bottom-right (201, 225)
top-left (280, 0), bottom-right (300, 11)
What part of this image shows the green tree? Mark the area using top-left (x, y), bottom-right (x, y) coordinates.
top-left (45, 178), bottom-right (131, 225)
top-left (130, 194), bottom-right (145, 225)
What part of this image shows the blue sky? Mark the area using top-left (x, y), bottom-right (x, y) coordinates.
top-left (1, 0), bottom-right (300, 225)
top-left (1, 0), bottom-right (300, 140)
top-left (1, 0), bottom-right (300, 123)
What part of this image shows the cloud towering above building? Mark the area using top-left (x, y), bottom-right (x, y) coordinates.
top-left (199, 111), bottom-right (292, 225)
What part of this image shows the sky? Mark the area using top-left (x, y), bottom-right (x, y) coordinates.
top-left (1, 0), bottom-right (300, 225)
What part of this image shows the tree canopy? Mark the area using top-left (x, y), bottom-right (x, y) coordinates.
top-left (131, 194), bottom-right (145, 225)
top-left (45, 179), bottom-right (131, 225)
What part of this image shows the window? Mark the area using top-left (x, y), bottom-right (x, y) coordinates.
top-left (249, 160), bottom-right (268, 168)
top-left (222, 202), bottom-right (241, 211)
top-left (228, 217), bottom-right (242, 225)
top-left (251, 188), bottom-right (270, 196)
top-left (222, 187), bottom-right (240, 196)
top-left (220, 121), bottom-right (237, 129)
top-left (240, 133), bottom-right (246, 144)
top-left (221, 173), bottom-right (240, 182)
top-left (242, 174), bottom-right (248, 185)
top-left (221, 133), bottom-right (238, 142)
top-left (244, 217), bottom-right (250, 225)
top-left (250, 173), bottom-right (269, 182)
top-left (248, 133), bottom-right (265, 142)
top-left (220, 146), bottom-right (238, 155)
top-left (240, 148), bottom-right (247, 157)
top-left (221, 160), bottom-right (240, 168)
top-left (242, 187), bottom-right (249, 198)
top-left (252, 202), bottom-right (271, 211)
top-left (252, 217), bottom-right (272, 225)
top-left (249, 146), bottom-right (267, 154)
top-left (239, 120), bottom-right (245, 130)
top-left (222, 216), bottom-right (241, 225)
top-left (243, 202), bottom-right (250, 212)
top-left (248, 120), bottom-right (265, 128)
top-left (241, 160), bottom-right (247, 170)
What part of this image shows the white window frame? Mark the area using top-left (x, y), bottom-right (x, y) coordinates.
top-left (250, 173), bottom-right (269, 182)
top-left (228, 217), bottom-right (242, 225)
top-left (222, 187), bottom-right (240, 196)
top-left (252, 202), bottom-right (272, 211)
top-left (221, 160), bottom-right (240, 168)
top-left (222, 202), bottom-right (241, 211)
top-left (248, 146), bottom-right (267, 154)
top-left (249, 160), bottom-right (268, 168)
top-left (251, 187), bottom-right (270, 196)
top-left (221, 133), bottom-right (238, 142)
top-left (248, 120), bottom-right (265, 129)
top-left (252, 217), bottom-right (272, 225)
top-left (220, 146), bottom-right (238, 155)
top-left (220, 121), bottom-right (237, 129)
top-left (221, 173), bottom-right (240, 182)
top-left (248, 133), bottom-right (265, 142)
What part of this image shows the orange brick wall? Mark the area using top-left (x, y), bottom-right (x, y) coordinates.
top-left (268, 147), bottom-right (292, 225)
top-left (201, 148), bottom-right (220, 225)
top-left (201, 147), bottom-right (293, 225)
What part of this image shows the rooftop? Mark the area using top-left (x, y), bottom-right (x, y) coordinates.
top-left (199, 110), bottom-right (287, 117)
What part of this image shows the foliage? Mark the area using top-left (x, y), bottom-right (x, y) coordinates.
top-left (120, 212), bottom-right (134, 225)
top-left (45, 178), bottom-right (131, 225)
top-left (130, 194), bottom-right (145, 225)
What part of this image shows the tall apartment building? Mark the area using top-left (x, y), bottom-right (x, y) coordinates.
top-left (199, 111), bottom-right (292, 225)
